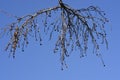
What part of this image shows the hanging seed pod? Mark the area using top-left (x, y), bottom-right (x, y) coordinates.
top-left (14, 31), bottom-right (18, 37)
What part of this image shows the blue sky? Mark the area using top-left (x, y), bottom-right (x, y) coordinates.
top-left (0, 0), bottom-right (119, 80)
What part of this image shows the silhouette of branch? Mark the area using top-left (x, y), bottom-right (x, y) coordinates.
top-left (0, 1), bottom-right (109, 69)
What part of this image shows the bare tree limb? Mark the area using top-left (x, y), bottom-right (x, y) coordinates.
top-left (0, 1), bottom-right (109, 69)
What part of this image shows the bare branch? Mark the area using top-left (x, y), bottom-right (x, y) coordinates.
top-left (0, 1), bottom-right (109, 69)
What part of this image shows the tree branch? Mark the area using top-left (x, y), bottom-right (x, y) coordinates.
top-left (0, 1), bottom-right (109, 69)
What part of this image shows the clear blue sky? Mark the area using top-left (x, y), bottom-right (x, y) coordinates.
top-left (0, 0), bottom-right (119, 80)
